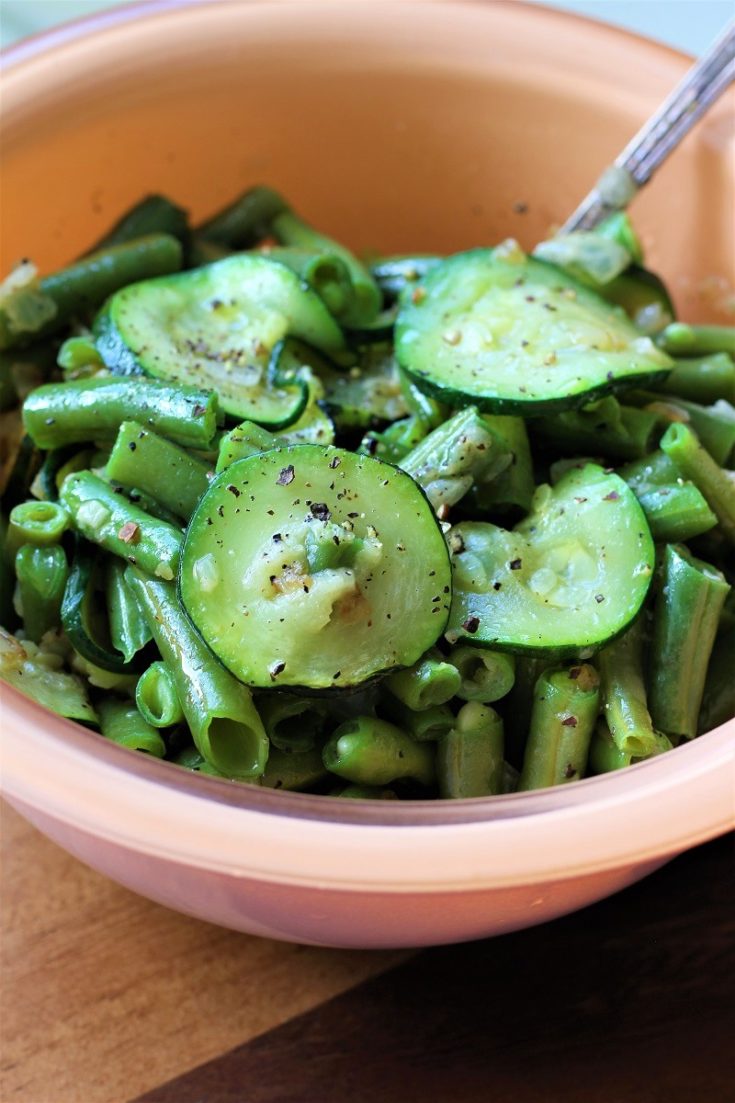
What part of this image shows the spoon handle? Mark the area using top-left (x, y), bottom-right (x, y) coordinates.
top-left (561, 20), bottom-right (735, 234)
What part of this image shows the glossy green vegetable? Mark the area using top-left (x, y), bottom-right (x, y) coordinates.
top-left (446, 464), bottom-right (654, 655)
top-left (518, 663), bottom-right (600, 790)
top-left (14, 543), bottom-right (68, 642)
top-left (0, 629), bottom-right (97, 723)
top-left (135, 661), bottom-right (184, 729)
top-left (447, 646), bottom-right (515, 703)
top-left (106, 420), bottom-right (211, 521)
top-left (384, 650), bottom-right (461, 711)
top-left (436, 701), bottom-right (504, 798)
top-left (597, 620), bottom-right (660, 757)
top-left (105, 558), bottom-right (152, 664)
top-left (395, 248), bottom-right (672, 414)
top-left (97, 697), bottom-right (167, 757)
top-left (180, 445), bottom-right (451, 690)
top-left (322, 716), bottom-right (435, 786)
top-left (660, 423), bottom-right (735, 545)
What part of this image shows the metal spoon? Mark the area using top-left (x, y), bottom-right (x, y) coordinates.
top-left (561, 19), bottom-right (735, 234)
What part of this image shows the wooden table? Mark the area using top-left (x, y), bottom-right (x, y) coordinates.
top-left (1, 801), bottom-right (733, 1103)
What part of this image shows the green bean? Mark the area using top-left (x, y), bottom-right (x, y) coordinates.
top-left (0, 235), bottom-right (183, 350)
top-left (7, 500), bottom-right (69, 556)
top-left (57, 336), bottom-right (104, 379)
top-left (518, 663), bottom-right (601, 791)
top-left (589, 720), bottom-right (672, 774)
top-left (187, 238), bottom-right (231, 267)
top-left (259, 247), bottom-right (355, 321)
top-left (0, 628), bottom-right (97, 723)
top-left (261, 745), bottom-right (329, 792)
top-left (698, 626), bottom-right (735, 735)
top-left (14, 544), bottom-right (69, 642)
top-left (658, 322), bottom-right (735, 357)
top-left (331, 785), bottom-right (398, 799)
top-left (468, 415), bottom-right (534, 517)
top-left (397, 370), bottom-right (445, 429)
top-left (86, 194), bottom-right (190, 252)
top-left (23, 376), bottom-right (221, 451)
top-left (197, 185), bottom-right (289, 249)
top-left (660, 423), bottom-right (735, 545)
top-left (448, 645), bottom-right (515, 703)
top-left (135, 661), bottom-right (184, 728)
top-left (60, 471), bottom-right (182, 579)
top-left (436, 701), bottom-right (505, 798)
top-left (384, 651), bottom-right (461, 711)
top-left (597, 619), bottom-right (660, 757)
top-left (634, 483), bottom-right (717, 542)
top-left (216, 420), bottom-right (277, 472)
top-left (126, 569), bottom-right (268, 778)
top-left (654, 353), bottom-right (735, 405)
top-left (322, 717), bottom-right (435, 787)
top-left (257, 694), bottom-right (328, 753)
top-left (106, 420), bottom-right (211, 521)
top-left (105, 558), bottom-right (152, 663)
top-left (504, 655), bottom-right (551, 768)
top-left (97, 698), bottom-right (166, 757)
top-left (531, 397), bottom-right (662, 461)
top-left (272, 208), bottom-right (381, 326)
top-left (400, 406), bottom-right (511, 512)
top-left (380, 699), bottom-right (455, 742)
top-left (360, 414), bottom-right (429, 464)
top-left (628, 390), bottom-right (735, 466)
top-left (648, 544), bottom-right (730, 741)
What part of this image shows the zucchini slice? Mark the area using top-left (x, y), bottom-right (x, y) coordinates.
top-left (94, 255), bottom-right (346, 427)
top-left (446, 464), bottom-right (654, 656)
top-left (180, 445), bottom-right (451, 690)
top-left (395, 248), bottom-right (672, 414)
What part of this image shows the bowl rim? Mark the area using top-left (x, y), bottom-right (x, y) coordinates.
top-left (1, 0), bottom-right (733, 881)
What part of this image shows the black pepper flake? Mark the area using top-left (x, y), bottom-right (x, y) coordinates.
top-left (277, 465), bottom-right (295, 486)
top-left (329, 456), bottom-right (341, 468)
top-left (310, 502), bottom-right (331, 522)
top-left (266, 509), bottom-right (275, 516)
top-left (192, 404), bottom-right (207, 417)
top-left (595, 594), bottom-right (605, 603)
top-left (269, 661), bottom-right (286, 680)
top-left (563, 763), bottom-right (577, 778)
top-left (128, 441), bottom-right (137, 451)
top-left (348, 512), bottom-right (359, 518)
top-left (606, 371), bottom-right (614, 381)
top-left (493, 582), bottom-right (502, 591)
top-left (509, 558), bottom-right (522, 570)
top-left (603, 491), bottom-right (620, 501)
top-left (364, 437), bottom-right (378, 456)
top-left (226, 484), bottom-right (240, 497)
top-left (332, 671), bottom-right (341, 680)
top-left (561, 715), bottom-right (578, 728)
top-left (217, 505), bottom-right (224, 517)
top-left (462, 616), bottom-right (480, 634)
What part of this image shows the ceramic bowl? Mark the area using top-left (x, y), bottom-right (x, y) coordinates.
top-left (1, 0), bottom-right (733, 948)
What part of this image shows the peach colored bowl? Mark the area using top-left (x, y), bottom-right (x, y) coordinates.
top-left (1, 0), bottom-right (733, 949)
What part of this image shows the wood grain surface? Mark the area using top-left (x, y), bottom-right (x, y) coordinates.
top-left (1, 799), bottom-right (733, 1103)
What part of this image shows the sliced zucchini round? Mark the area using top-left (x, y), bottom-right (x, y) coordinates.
top-left (94, 255), bottom-right (346, 427)
top-left (446, 463), bottom-right (654, 656)
top-left (395, 248), bottom-right (672, 414)
top-left (180, 445), bottom-right (451, 690)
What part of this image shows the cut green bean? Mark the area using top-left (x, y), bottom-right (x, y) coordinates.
top-left (197, 185), bottom-right (289, 249)
top-left (97, 698), bottom-right (166, 757)
top-left (7, 500), bottom-right (69, 556)
top-left (448, 645), bottom-right (515, 703)
top-left (57, 336), bottom-right (104, 378)
top-left (658, 323), bottom-right (735, 357)
top-left (272, 203), bottom-right (382, 326)
top-left (359, 414), bottom-right (429, 464)
top-left (380, 699), bottom-right (455, 742)
top-left (437, 701), bottom-right (505, 798)
top-left (654, 353), bottom-right (735, 405)
top-left (597, 619), bottom-right (660, 757)
top-left (216, 421), bottom-right (278, 472)
top-left (257, 694), bottom-right (328, 754)
top-left (259, 247), bottom-right (355, 321)
top-left (629, 391), bottom-right (735, 466)
top-left (15, 543), bottom-right (69, 643)
top-left (648, 544), bottom-right (730, 741)
top-left (60, 471), bottom-right (182, 579)
top-left (398, 369), bottom-right (445, 429)
top-left (504, 655), bottom-right (551, 768)
top-left (660, 423), bottom-right (735, 545)
top-left (634, 482), bottom-right (717, 542)
top-left (399, 406), bottom-right (511, 512)
top-left (126, 569), bottom-right (268, 777)
top-left (468, 414), bottom-right (535, 518)
top-left (135, 661), bottom-right (184, 728)
top-left (698, 626), bottom-right (735, 735)
top-left (86, 194), bottom-right (190, 252)
top-left (589, 720), bottom-right (672, 774)
top-left (23, 376), bottom-right (221, 451)
top-left (531, 397), bottom-right (662, 461)
top-left (518, 663), bottom-right (601, 790)
top-left (261, 745), bottom-right (329, 792)
top-left (105, 558), bottom-right (152, 663)
top-left (322, 717), bottom-right (435, 787)
top-left (0, 235), bottom-right (183, 349)
top-left (384, 651), bottom-right (461, 711)
top-left (106, 421), bottom-right (211, 520)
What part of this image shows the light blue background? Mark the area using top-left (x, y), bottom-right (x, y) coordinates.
top-left (1, 0), bottom-right (733, 56)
